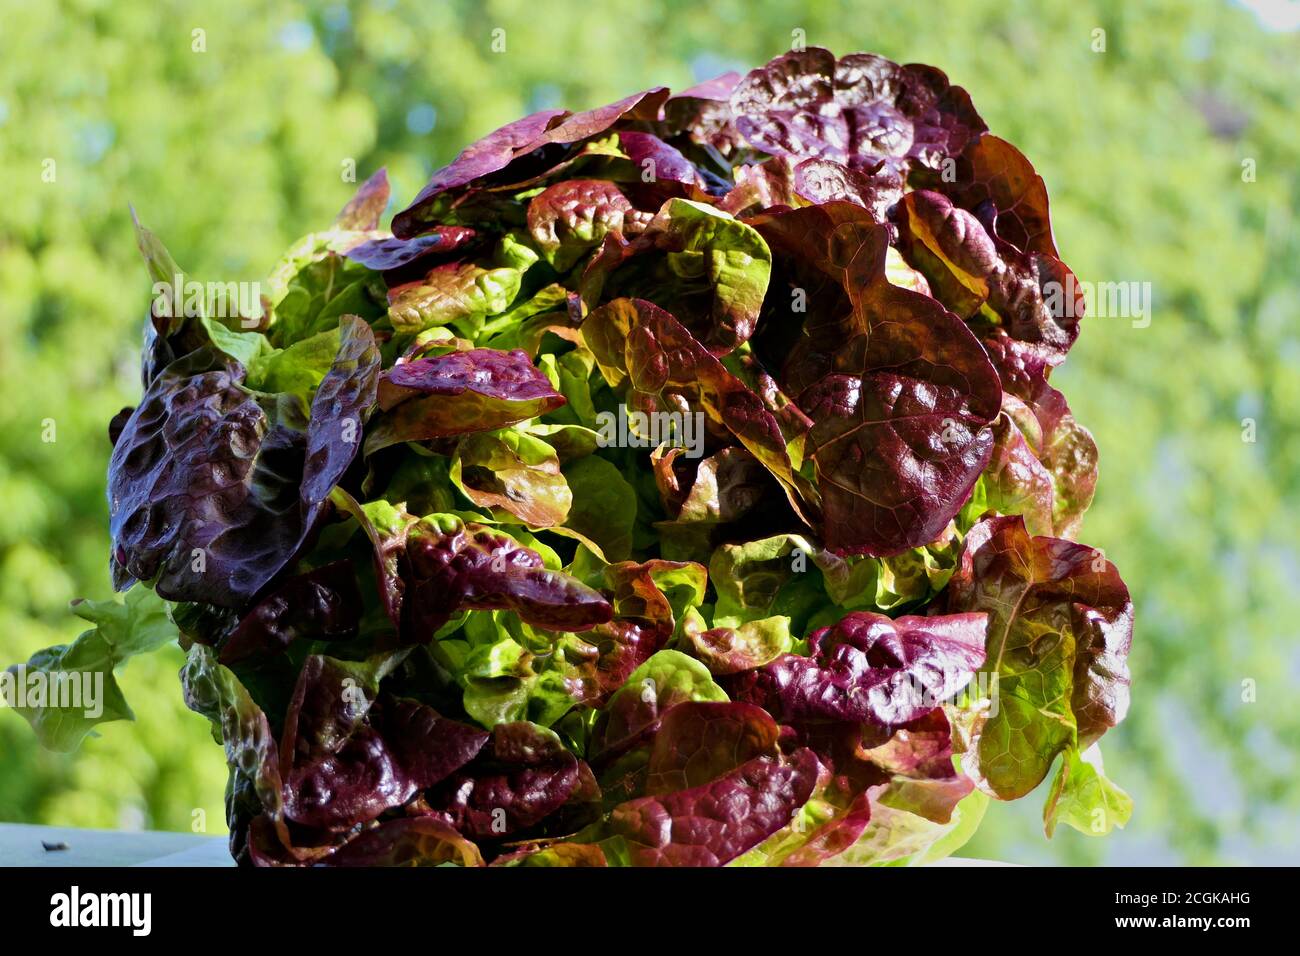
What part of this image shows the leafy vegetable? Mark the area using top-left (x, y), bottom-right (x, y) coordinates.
top-left (7, 47), bottom-right (1133, 865)
top-left (3, 587), bottom-right (177, 752)
top-left (941, 515), bottom-right (1133, 804)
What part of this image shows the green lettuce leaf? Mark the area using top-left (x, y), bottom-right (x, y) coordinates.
top-left (3, 586), bottom-right (177, 751)
top-left (1043, 745), bottom-right (1133, 838)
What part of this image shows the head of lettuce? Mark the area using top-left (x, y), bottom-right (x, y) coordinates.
top-left (6, 47), bottom-right (1133, 867)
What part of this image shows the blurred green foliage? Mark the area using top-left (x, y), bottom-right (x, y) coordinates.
top-left (1, 0), bottom-right (1296, 863)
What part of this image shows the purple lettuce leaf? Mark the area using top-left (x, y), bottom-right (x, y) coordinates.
top-left (327, 816), bottom-right (484, 867)
top-left (937, 133), bottom-right (1059, 258)
top-left (644, 700), bottom-right (781, 795)
top-left (400, 514), bottom-right (612, 641)
top-left (729, 48), bottom-right (986, 177)
top-left (526, 179), bottom-right (641, 273)
top-left (720, 155), bottom-right (902, 222)
top-left (366, 348), bottom-right (565, 454)
top-left (740, 708), bottom-right (972, 866)
top-left (391, 109), bottom-right (566, 238)
top-left (605, 747), bottom-right (819, 866)
top-left (812, 712), bottom-right (974, 866)
top-left (370, 696), bottom-right (491, 790)
top-left (344, 225), bottom-right (479, 273)
top-left (661, 72), bottom-right (745, 154)
top-left (425, 722), bottom-right (585, 841)
top-left (717, 158), bottom-right (801, 216)
top-left (333, 167), bottom-right (391, 232)
top-left (896, 188), bottom-right (1082, 360)
top-left (108, 315), bottom-right (380, 607)
top-left (751, 202), bottom-right (1001, 555)
top-left (789, 157), bottom-right (903, 222)
top-left (277, 653), bottom-right (488, 830)
top-left (592, 646), bottom-right (726, 757)
top-left (281, 724), bottom-right (414, 830)
top-left (586, 648), bottom-right (727, 807)
top-left (301, 314), bottom-right (382, 501)
top-left (393, 89), bottom-right (669, 238)
top-left (218, 560), bottom-right (362, 664)
top-left (738, 721), bottom-right (882, 866)
top-left (617, 130), bottom-right (706, 192)
top-left (729, 610), bottom-right (986, 726)
top-left (278, 653), bottom-right (397, 793)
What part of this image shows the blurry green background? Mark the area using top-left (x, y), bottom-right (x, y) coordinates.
top-left (1, 0), bottom-right (1297, 864)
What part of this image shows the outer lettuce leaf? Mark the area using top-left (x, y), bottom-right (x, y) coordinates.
top-left (181, 644), bottom-right (292, 863)
top-left (735, 708), bottom-right (975, 867)
top-left (790, 157), bottom-right (903, 222)
top-left (333, 166), bottom-right (391, 231)
top-left (109, 315), bottom-right (380, 606)
top-left (827, 786), bottom-right (987, 867)
top-left (661, 72), bottom-right (745, 154)
top-left (729, 47), bottom-right (986, 176)
top-left (1043, 745), bottom-right (1133, 838)
top-left (983, 409), bottom-right (1057, 538)
top-left (731, 722), bottom-right (879, 867)
top-left (896, 188), bottom-right (1082, 361)
top-left (393, 88), bottom-right (669, 238)
top-left (937, 133), bottom-right (1059, 258)
top-left (3, 586), bottom-right (177, 751)
top-left (942, 515), bottom-right (1133, 799)
top-left (616, 130), bottom-right (707, 193)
